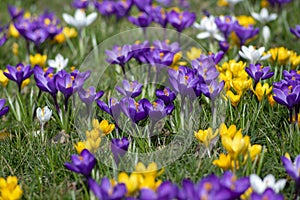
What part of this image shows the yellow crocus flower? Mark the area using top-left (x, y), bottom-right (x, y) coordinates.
top-left (21, 78), bottom-right (30, 89)
top-left (213, 153), bottom-right (237, 171)
top-left (118, 172), bottom-right (141, 195)
top-left (8, 23), bottom-right (19, 38)
top-left (236, 16), bottom-right (256, 27)
top-left (85, 137), bottom-right (101, 153)
top-left (29, 53), bottom-right (47, 67)
top-left (186, 47), bottom-right (202, 61)
top-left (222, 131), bottom-right (250, 160)
top-left (247, 144), bottom-right (262, 161)
top-left (226, 90), bottom-right (242, 107)
top-left (0, 176), bottom-right (23, 200)
top-left (170, 52), bottom-right (187, 70)
top-left (12, 43), bottom-right (19, 56)
top-left (290, 52), bottom-right (300, 69)
top-left (219, 123), bottom-right (242, 139)
top-left (54, 27), bottom-right (78, 43)
top-left (134, 162), bottom-right (164, 178)
top-left (86, 129), bottom-right (101, 141)
top-left (92, 119), bottom-right (115, 136)
top-left (0, 70), bottom-right (9, 87)
top-left (74, 141), bottom-right (86, 154)
top-left (252, 82), bottom-right (272, 101)
top-left (194, 127), bottom-right (219, 148)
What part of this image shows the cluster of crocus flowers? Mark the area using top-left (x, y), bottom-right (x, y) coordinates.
top-left (267, 47), bottom-right (300, 69)
top-left (0, 176), bottom-right (23, 200)
top-left (218, 60), bottom-right (252, 107)
top-left (272, 70), bottom-right (300, 123)
top-left (213, 123), bottom-right (262, 171)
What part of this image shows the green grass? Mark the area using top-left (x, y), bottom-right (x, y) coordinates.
top-left (0, 0), bottom-right (300, 199)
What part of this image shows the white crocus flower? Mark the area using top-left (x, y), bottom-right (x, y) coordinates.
top-left (251, 8), bottom-right (277, 24)
top-left (239, 45), bottom-right (271, 64)
top-left (37, 106), bottom-right (52, 137)
top-left (262, 26), bottom-right (271, 44)
top-left (63, 9), bottom-right (97, 30)
top-left (48, 54), bottom-right (68, 71)
top-left (194, 16), bottom-right (225, 41)
top-left (250, 174), bottom-right (286, 194)
top-left (37, 106), bottom-right (52, 124)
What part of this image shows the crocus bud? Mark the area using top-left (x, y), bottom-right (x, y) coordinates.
top-left (262, 26), bottom-right (270, 45)
top-left (37, 106), bottom-right (52, 124)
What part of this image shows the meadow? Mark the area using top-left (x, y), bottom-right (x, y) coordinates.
top-left (0, 0), bottom-right (300, 199)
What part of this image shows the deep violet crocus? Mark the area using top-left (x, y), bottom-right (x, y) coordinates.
top-left (120, 97), bottom-right (149, 123)
top-left (290, 25), bottom-right (300, 38)
top-left (145, 99), bottom-right (174, 123)
top-left (233, 24), bottom-right (259, 46)
top-left (8, 5), bottom-right (24, 20)
top-left (0, 99), bottom-right (9, 117)
top-left (97, 98), bottom-right (121, 121)
top-left (273, 84), bottom-right (300, 110)
top-left (72, 0), bottom-right (90, 9)
top-left (128, 12), bottom-right (152, 28)
top-left (106, 45), bottom-right (133, 75)
top-left (151, 6), bottom-right (168, 28)
top-left (88, 177), bottom-right (127, 200)
top-left (281, 154), bottom-right (300, 186)
top-left (4, 63), bottom-right (33, 92)
top-left (111, 137), bottom-right (129, 164)
top-left (114, 0), bottom-right (133, 20)
top-left (133, 0), bottom-right (152, 12)
top-left (94, 1), bottom-right (116, 17)
top-left (245, 63), bottom-right (274, 87)
top-left (220, 171), bottom-right (250, 198)
top-left (115, 80), bottom-right (143, 98)
top-left (155, 87), bottom-right (176, 105)
top-left (167, 10), bottom-right (196, 33)
top-left (64, 149), bottom-right (96, 177)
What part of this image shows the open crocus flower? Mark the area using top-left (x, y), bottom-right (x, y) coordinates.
top-left (194, 15), bottom-right (225, 41)
top-left (250, 174), bottom-right (286, 194)
top-left (194, 127), bottom-right (219, 148)
top-left (273, 83), bottom-right (300, 110)
top-left (145, 99), bottom-right (174, 123)
top-left (120, 97), bottom-right (149, 124)
top-left (115, 80), bottom-right (143, 98)
top-left (63, 9), bottom-right (97, 30)
top-left (140, 181), bottom-right (178, 200)
top-left (245, 63), bottom-right (274, 84)
top-left (8, 5), bottom-right (24, 20)
top-left (88, 177), bottom-right (127, 200)
top-left (233, 24), bottom-right (259, 46)
top-left (4, 63), bottom-right (33, 92)
top-left (167, 10), bottom-right (196, 33)
top-left (281, 154), bottom-right (300, 186)
top-left (251, 8), bottom-right (277, 24)
top-left (155, 87), bottom-right (176, 106)
top-left (128, 12), bottom-right (152, 28)
top-left (239, 45), bottom-right (271, 64)
top-left (78, 86), bottom-right (104, 105)
top-left (64, 149), bottom-right (96, 177)
top-left (97, 98), bottom-right (121, 121)
top-left (0, 176), bottom-right (23, 200)
top-left (48, 54), bottom-right (68, 72)
top-left (290, 25), bottom-right (300, 39)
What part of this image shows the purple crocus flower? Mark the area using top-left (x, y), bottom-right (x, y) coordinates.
top-left (55, 70), bottom-right (75, 101)
top-left (4, 63), bottom-right (33, 92)
top-left (281, 154), bottom-right (300, 186)
top-left (88, 177), bottom-right (127, 200)
top-left (201, 80), bottom-right (225, 101)
top-left (128, 12), bottom-right (152, 28)
top-left (215, 16), bottom-right (237, 39)
top-left (192, 57), bottom-right (219, 83)
top-left (245, 63), bottom-right (274, 86)
top-left (64, 149), bottom-right (96, 177)
top-left (78, 86), bottom-right (104, 105)
top-left (146, 50), bottom-right (174, 71)
top-left (133, 0), bottom-right (152, 12)
top-left (220, 171), bottom-right (250, 198)
top-left (94, 1), bottom-right (116, 17)
top-left (0, 99), bottom-right (9, 117)
top-left (120, 97), bottom-right (149, 123)
top-left (8, 5), bottom-right (24, 20)
top-left (290, 25), bottom-right (300, 38)
top-left (111, 137), bottom-right (129, 164)
top-left (167, 10), bottom-right (196, 33)
top-left (0, 35), bottom-right (7, 47)
top-left (267, 0), bottom-right (292, 7)
top-left (168, 66), bottom-right (199, 99)
top-left (72, 0), bottom-right (90, 9)
top-left (273, 83), bottom-right (300, 110)
top-left (145, 99), bottom-right (174, 123)
top-left (116, 80), bottom-right (143, 98)
top-left (131, 40), bottom-right (150, 63)
top-left (155, 87), bottom-right (176, 105)
top-left (97, 98), bottom-right (121, 121)
top-left (233, 24), bottom-right (259, 46)
top-left (251, 188), bottom-right (284, 200)
top-left (152, 40), bottom-right (181, 54)
top-left (106, 45), bottom-right (133, 74)
top-left (114, 0), bottom-right (133, 20)
top-left (151, 6), bottom-right (168, 28)
top-left (140, 181), bottom-right (178, 200)
top-left (219, 41), bottom-right (229, 52)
